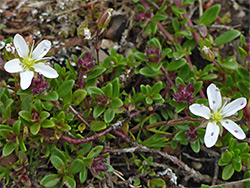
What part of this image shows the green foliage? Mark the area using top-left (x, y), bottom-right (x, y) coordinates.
top-left (1, 0), bottom-right (249, 187)
top-left (219, 138), bottom-right (250, 180)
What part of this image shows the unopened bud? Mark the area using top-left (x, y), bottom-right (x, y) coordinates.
top-left (97, 8), bottom-right (113, 29)
top-left (201, 46), bottom-right (215, 61)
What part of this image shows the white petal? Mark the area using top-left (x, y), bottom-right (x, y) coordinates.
top-left (189, 104), bottom-right (211, 119)
top-left (221, 98), bottom-right (247, 117)
top-left (33, 63), bottom-right (58, 78)
top-left (20, 70), bottom-right (34, 90)
top-left (32, 40), bottom-right (51, 60)
top-left (221, 119), bottom-right (246, 140)
top-left (13, 34), bottom-right (29, 58)
top-left (4, 59), bottom-right (23, 73)
top-left (204, 122), bottom-right (220, 148)
top-left (207, 83), bottom-right (222, 112)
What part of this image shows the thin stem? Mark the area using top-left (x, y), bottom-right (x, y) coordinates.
top-left (160, 66), bottom-right (175, 87)
top-left (60, 119), bottom-right (126, 144)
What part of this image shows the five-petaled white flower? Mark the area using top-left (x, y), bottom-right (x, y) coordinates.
top-left (4, 34), bottom-right (58, 90)
top-left (189, 83), bottom-right (247, 148)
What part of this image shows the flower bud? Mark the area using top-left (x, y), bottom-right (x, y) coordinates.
top-left (174, 83), bottom-right (194, 104)
top-left (97, 8), bottom-right (113, 29)
top-left (146, 46), bottom-right (162, 63)
top-left (201, 46), bottom-right (215, 61)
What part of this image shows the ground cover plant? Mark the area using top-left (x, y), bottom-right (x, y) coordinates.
top-left (0, 0), bottom-right (250, 187)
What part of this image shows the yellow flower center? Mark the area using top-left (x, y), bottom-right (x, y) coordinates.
top-left (211, 111), bottom-right (223, 122)
top-left (22, 57), bottom-right (35, 69)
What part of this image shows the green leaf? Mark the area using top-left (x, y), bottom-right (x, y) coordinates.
top-left (214, 30), bottom-right (241, 46)
top-left (139, 67), bottom-right (161, 77)
top-left (41, 119), bottom-right (55, 128)
top-left (3, 142), bottom-right (17, 157)
top-left (201, 74), bottom-right (217, 80)
top-left (172, 18), bottom-right (180, 32)
top-left (87, 86), bottom-right (104, 98)
top-left (50, 155), bottom-right (65, 171)
top-left (232, 156), bottom-right (242, 172)
top-left (243, 171), bottom-right (250, 188)
top-left (86, 66), bottom-right (106, 81)
top-left (72, 89), bottom-right (87, 106)
top-left (91, 121), bottom-right (107, 132)
top-left (190, 140), bottom-right (200, 153)
top-left (152, 13), bottom-right (168, 22)
top-left (166, 58), bottom-right (186, 71)
top-left (104, 109), bottom-right (115, 123)
top-left (69, 159), bottom-right (84, 174)
top-left (39, 91), bottom-right (59, 101)
top-left (57, 80), bottom-right (75, 98)
top-left (198, 4), bottom-right (221, 26)
top-left (111, 78), bottom-right (120, 98)
top-left (102, 83), bottom-right (113, 98)
top-left (219, 150), bottom-right (232, 165)
top-left (40, 174), bottom-right (61, 187)
top-left (110, 98), bottom-right (123, 109)
top-left (87, 145), bottom-right (103, 159)
top-left (145, 96), bottom-right (153, 105)
top-left (134, 51), bottom-right (147, 62)
top-left (63, 176), bottom-right (76, 188)
top-left (19, 111), bottom-right (31, 122)
top-left (79, 166), bottom-right (88, 183)
top-left (13, 120), bottom-right (21, 135)
top-left (149, 178), bottom-right (166, 187)
top-left (30, 124), bottom-right (41, 135)
top-left (93, 106), bottom-right (105, 119)
top-left (222, 164), bottom-right (234, 180)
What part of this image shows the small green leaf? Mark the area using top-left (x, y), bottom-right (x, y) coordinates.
top-left (50, 155), bottom-right (65, 171)
top-left (134, 51), bottom-right (147, 62)
top-left (19, 111), bottom-right (31, 122)
top-left (139, 67), bottom-right (161, 77)
top-left (30, 124), bottom-right (41, 135)
top-left (220, 150), bottom-right (233, 165)
top-left (87, 86), bottom-right (104, 98)
top-left (198, 4), bottom-right (221, 26)
top-left (222, 164), bottom-right (234, 180)
top-left (93, 106), bottom-right (105, 119)
top-left (40, 174), bottom-right (61, 187)
top-left (57, 80), bottom-right (75, 98)
top-left (87, 145), bottom-right (103, 159)
top-left (39, 91), bottom-right (59, 101)
top-left (102, 83), bottom-right (113, 98)
top-left (41, 119), bottom-right (55, 128)
top-left (104, 109), bottom-right (115, 123)
top-left (243, 171), bottom-right (250, 188)
top-left (152, 13), bottom-right (168, 22)
top-left (13, 120), bottom-right (21, 135)
top-left (69, 159), bottom-right (84, 174)
top-left (86, 66), bottom-right (106, 81)
top-left (3, 142), bottom-right (17, 157)
top-left (72, 89), bottom-right (87, 106)
top-left (214, 30), bottom-right (241, 46)
top-left (63, 176), bottom-right (76, 188)
top-left (110, 98), bottom-right (123, 109)
top-left (166, 58), bottom-right (186, 71)
top-left (79, 166), bottom-right (88, 184)
top-left (190, 140), bottom-right (200, 153)
top-left (91, 121), bottom-right (107, 132)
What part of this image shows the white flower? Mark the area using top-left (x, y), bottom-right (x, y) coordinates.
top-left (4, 34), bottom-right (58, 90)
top-left (189, 83), bottom-right (247, 148)
top-left (84, 28), bottom-right (91, 40)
